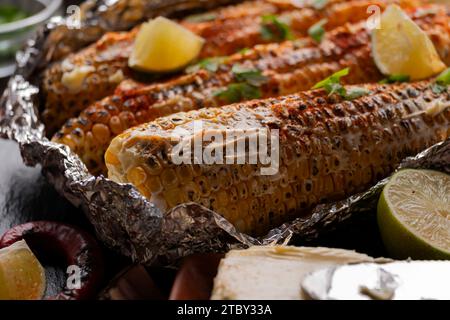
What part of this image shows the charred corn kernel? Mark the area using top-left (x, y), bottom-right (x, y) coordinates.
top-left (279, 166), bottom-right (289, 188)
top-left (52, 4), bottom-right (448, 176)
top-left (184, 181), bottom-right (201, 202)
top-left (62, 135), bottom-right (76, 151)
top-left (195, 176), bottom-right (211, 197)
top-left (236, 183), bottom-right (249, 200)
top-left (218, 167), bottom-right (233, 189)
top-left (207, 171), bottom-right (221, 192)
top-left (296, 195), bottom-right (308, 210)
top-left (145, 156), bottom-right (163, 176)
top-left (229, 187), bottom-right (239, 203)
top-left (106, 81), bottom-right (449, 235)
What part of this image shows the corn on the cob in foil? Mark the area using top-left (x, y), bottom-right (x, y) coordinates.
top-left (105, 81), bottom-right (450, 236)
top-left (42, 0), bottom-right (423, 133)
top-left (1, 0), bottom-right (449, 263)
top-left (52, 6), bottom-right (450, 175)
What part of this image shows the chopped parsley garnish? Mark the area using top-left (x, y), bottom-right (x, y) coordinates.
top-left (238, 48), bottom-right (251, 55)
top-left (436, 67), bottom-right (450, 85)
top-left (312, 0), bottom-right (328, 10)
top-left (186, 57), bottom-right (227, 74)
top-left (312, 68), bottom-right (349, 91)
top-left (312, 68), bottom-right (371, 100)
top-left (431, 67), bottom-right (450, 94)
top-left (379, 74), bottom-right (410, 84)
top-left (215, 64), bottom-right (268, 103)
top-left (232, 64), bottom-right (269, 86)
top-left (308, 19), bottom-right (327, 43)
top-left (214, 83), bottom-right (262, 103)
top-left (260, 15), bottom-right (294, 42)
top-left (185, 12), bottom-right (217, 23)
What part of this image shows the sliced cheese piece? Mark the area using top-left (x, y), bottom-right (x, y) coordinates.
top-left (211, 246), bottom-right (373, 300)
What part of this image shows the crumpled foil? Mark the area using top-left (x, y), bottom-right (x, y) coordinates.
top-left (0, 0), bottom-right (449, 265)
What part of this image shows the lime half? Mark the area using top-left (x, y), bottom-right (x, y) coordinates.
top-left (378, 169), bottom-right (450, 260)
top-left (0, 240), bottom-right (46, 300)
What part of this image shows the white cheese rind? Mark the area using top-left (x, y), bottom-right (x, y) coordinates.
top-left (211, 246), bottom-right (373, 300)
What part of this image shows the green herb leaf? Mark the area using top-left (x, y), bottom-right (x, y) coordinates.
top-left (186, 57), bottom-right (227, 74)
top-left (312, 68), bottom-right (371, 100)
top-left (436, 67), bottom-right (450, 85)
top-left (232, 64), bottom-right (268, 87)
top-left (312, 0), bottom-right (328, 10)
top-left (238, 48), bottom-right (251, 55)
top-left (379, 74), bottom-right (410, 84)
top-left (185, 12), bottom-right (217, 23)
top-left (308, 19), bottom-right (327, 43)
top-left (214, 83), bottom-right (262, 103)
top-left (430, 67), bottom-right (450, 94)
top-left (260, 15), bottom-right (294, 42)
top-left (345, 87), bottom-right (372, 100)
top-left (312, 68), bottom-right (349, 90)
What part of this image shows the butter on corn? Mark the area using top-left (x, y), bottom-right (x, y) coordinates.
top-left (61, 66), bottom-right (96, 93)
top-left (105, 81), bottom-right (450, 235)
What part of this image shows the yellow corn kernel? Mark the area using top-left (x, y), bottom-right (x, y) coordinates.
top-left (160, 168), bottom-right (179, 189)
top-left (92, 123), bottom-right (111, 144)
top-left (164, 188), bottom-right (185, 207)
top-left (176, 165), bottom-right (194, 182)
top-left (216, 189), bottom-right (229, 207)
top-left (147, 176), bottom-right (163, 194)
top-left (127, 166), bottom-right (147, 186)
top-left (195, 176), bottom-right (211, 197)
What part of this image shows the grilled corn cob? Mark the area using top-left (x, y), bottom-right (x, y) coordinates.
top-left (52, 7), bottom-right (450, 175)
top-left (105, 81), bottom-right (450, 235)
top-left (42, 0), bottom-right (422, 133)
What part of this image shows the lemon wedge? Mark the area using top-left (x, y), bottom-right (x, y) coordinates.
top-left (377, 169), bottom-right (450, 260)
top-left (0, 240), bottom-right (46, 300)
top-left (372, 5), bottom-right (446, 80)
top-left (129, 16), bottom-right (205, 73)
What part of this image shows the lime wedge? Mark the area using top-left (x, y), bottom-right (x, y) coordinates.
top-left (372, 5), bottom-right (446, 80)
top-left (377, 169), bottom-right (450, 260)
top-left (129, 16), bottom-right (205, 73)
top-left (0, 240), bottom-right (46, 300)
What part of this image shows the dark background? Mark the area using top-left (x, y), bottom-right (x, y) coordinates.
top-left (0, 0), bottom-right (387, 298)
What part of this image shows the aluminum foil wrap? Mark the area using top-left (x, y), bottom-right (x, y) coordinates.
top-left (0, 0), bottom-right (449, 265)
